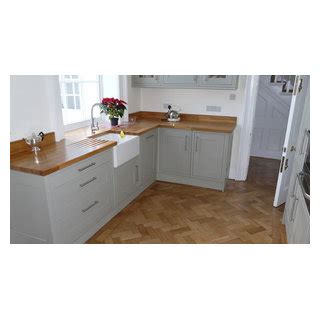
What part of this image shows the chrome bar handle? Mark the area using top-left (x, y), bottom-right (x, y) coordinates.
top-left (79, 177), bottom-right (97, 188)
top-left (78, 162), bottom-right (96, 172)
top-left (185, 136), bottom-right (188, 151)
top-left (135, 165), bottom-right (139, 182)
top-left (299, 129), bottom-right (310, 155)
top-left (195, 136), bottom-right (199, 152)
top-left (82, 200), bottom-right (99, 213)
top-left (289, 197), bottom-right (299, 221)
top-left (298, 172), bottom-right (310, 200)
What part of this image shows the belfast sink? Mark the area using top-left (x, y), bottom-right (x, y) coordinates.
top-left (95, 133), bottom-right (140, 168)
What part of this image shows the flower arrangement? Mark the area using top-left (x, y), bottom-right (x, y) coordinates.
top-left (100, 97), bottom-right (127, 125)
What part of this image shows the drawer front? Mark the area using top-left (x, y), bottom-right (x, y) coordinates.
top-left (50, 162), bottom-right (115, 243)
top-left (47, 149), bottom-right (113, 189)
top-left (51, 185), bottom-right (113, 243)
top-left (51, 163), bottom-right (112, 205)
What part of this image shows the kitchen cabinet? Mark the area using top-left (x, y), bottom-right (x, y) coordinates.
top-left (114, 155), bottom-right (140, 208)
top-left (199, 75), bottom-right (239, 89)
top-left (162, 75), bottom-right (198, 87)
top-left (158, 128), bottom-right (192, 177)
top-left (132, 75), bottom-right (162, 87)
top-left (158, 128), bottom-right (233, 191)
top-left (131, 75), bottom-right (239, 89)
top-left (286, 176), bottom-right (310, 244)
top-left (10, 150), bottom-right (115, 244)
top-left (140, 129), bottom-right (158, 188)
top-left (191, 131), bottom-right (226, 180)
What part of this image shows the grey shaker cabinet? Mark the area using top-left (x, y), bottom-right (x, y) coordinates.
top-left (132, 75), bottom-right (162, 87)
top-left (131, 75), bottom-right (239, 89)
top-left (191, 131), bottom-right (226, 180)
top-left (286, 176), bottom-right (310, 244)
top-left (140, 129), bottom-right (158, 188)
top-left (158, 128), bottom-right (233, 191)
top-left (198, 75), bottom-right (239, 89)
top-left (158, 128), bottom-right (192, 177)
top-left (114, 156), bottom-right (140, 207)
top-left (10, 150), bottom-right (115, 244)
top-left (162, 75), bottom-right (198, 87)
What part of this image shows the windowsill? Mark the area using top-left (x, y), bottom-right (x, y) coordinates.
top-left (63, 120), bottom-right (91, 132)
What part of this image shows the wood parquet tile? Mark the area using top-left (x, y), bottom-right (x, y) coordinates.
top-left (87, 157), bottom-right (287, 244)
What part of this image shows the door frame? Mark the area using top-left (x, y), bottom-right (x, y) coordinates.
top-left (235, 75), bottom-right (260, 181)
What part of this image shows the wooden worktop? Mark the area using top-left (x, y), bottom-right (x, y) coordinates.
top-left (67, 112), bottom-right (237, 140)
top-left (11, 112), bottom-right (236, 176)
top-left (10, 136), bottom-right (117, 176)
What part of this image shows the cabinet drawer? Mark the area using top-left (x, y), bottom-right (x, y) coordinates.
top-left (50, 176), bottom-right (114, 243)
top-left (50, 163), bottom-right (112, 205)
top-left (47, 149), bottom-right (113, 189)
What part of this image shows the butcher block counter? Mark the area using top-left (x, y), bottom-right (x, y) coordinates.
top-left (67, 112), bottom-right (237, 140)
top-left (10, 112), bottom-right (237, 176)
top-left (10, 133), bottom-right (117, 176)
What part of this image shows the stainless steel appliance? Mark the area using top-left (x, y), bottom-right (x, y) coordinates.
top-left (165, 105), bottom-right (180, 122)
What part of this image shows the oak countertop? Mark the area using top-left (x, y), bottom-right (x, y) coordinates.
top-left (11, 113), bottom-right (237, 176)
top-left (10, 138), bottom-right (117, 176)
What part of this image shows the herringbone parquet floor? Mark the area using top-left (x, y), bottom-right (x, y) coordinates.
top-left (87, 157), bottom-right (287, 244)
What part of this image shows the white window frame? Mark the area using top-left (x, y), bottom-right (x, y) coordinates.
top-left (59, 75), bottom-right (104, 131)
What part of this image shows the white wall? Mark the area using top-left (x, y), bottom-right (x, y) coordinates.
top-left (138, 76), bottom-right (247, 179)
top-left (10, 75), bottom-right (64, 141)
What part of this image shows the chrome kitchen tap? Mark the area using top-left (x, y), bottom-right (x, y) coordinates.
top-left (91, 103), bottom-right (101, 134)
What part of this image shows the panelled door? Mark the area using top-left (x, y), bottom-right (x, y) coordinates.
top-left (191, 131), bottom-right (225, 180)
top-left (159, 129), bottom-right (192, 176)
top-left (132, 75), bottom-right (161, 87)
top-left (162, 75), bottom-right (198, 85)
top-left (273, 75), bottom-right (309, 207)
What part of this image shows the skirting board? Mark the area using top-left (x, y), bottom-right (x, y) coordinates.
top-left (156, 173), bottom-right (225, 191)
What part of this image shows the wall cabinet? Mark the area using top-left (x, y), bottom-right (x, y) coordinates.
top-left (132, 75), bottom-right (239, 90)
top-left (11, 150), bottom-right (115, 244)
top-left (158, 128), bottom-right (233, 191)
top-left (199, 75), bottom-right (238, 89)
top-left (140, 129), bottom-right (158, 188)
top-left (162, 75), bottom-right (198, 86)
top-left (131, 75), bottom-right (162, 87)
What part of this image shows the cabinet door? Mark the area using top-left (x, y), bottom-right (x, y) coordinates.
top-left (132, 75), bottom-right (162, 87)
top-left (159, 128), bottom-right (192, 176)
top-left (288, 182), bottom-right (310, 244)
top-left (162, 75), bottom-right (198, 86)
top-left (114, 156), bottom-right (140, 206)
top-left (191, 131), bottom-right (226, 180)
top-left (199, 75), bottom-right (238, 89)
top-left (140, 129), bottom-right (158, 187)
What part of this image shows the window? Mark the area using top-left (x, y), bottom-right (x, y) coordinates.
top-left (59, 75), bottom-right (120, 130)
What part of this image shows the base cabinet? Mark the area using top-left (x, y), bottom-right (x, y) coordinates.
top-left (140, 129), bottom-right (158, 188)
top-left (285, 176), bottom-right (310, 244)
top-left (191, 132), bottom-right (226, 180)
top-left (11, 150), bottom-right (115, 244)
top-left (158, 128), bottom-right (233, 191)
top-left (114, 156), bottom-right (140, 207)
top-left (159, 129), bottom-right (192, 176)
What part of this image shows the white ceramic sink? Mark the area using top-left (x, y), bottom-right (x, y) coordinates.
top-left (96, 133), bottom-right (140, 168)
